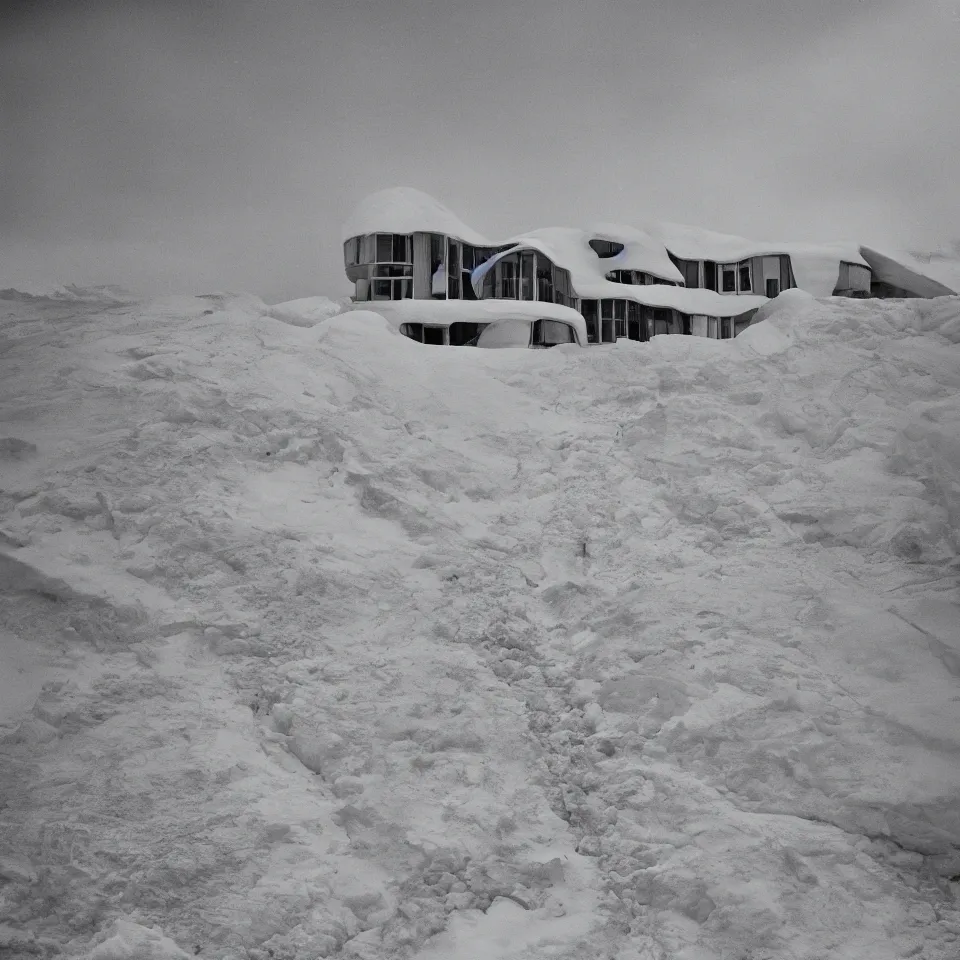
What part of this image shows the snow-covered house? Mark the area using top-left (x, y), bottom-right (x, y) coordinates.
top-left (342, 188), bottom-right (955, 345)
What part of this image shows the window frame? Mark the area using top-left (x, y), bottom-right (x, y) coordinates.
top-left (531, 318), bottom-right (576, 347)
top-left (721, 264), bottom-right (737, 293)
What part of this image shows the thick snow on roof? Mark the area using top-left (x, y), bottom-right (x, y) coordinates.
top-left (474, 236), bottom-right (765, 317)
top-left (576, 279), bottom-right (768, 317)
top-left (344, 188), bottom-right (954, 301)
top-left (341, 187), bottom-right (491, 246)
top-left (585, 222), bottom-right (684, 283)
top-left (348, 297), bottom-right (588, 343)
top-left (645, 222), bottom-right (869, 297)
top-left (860, 246), bottom-right (957, 297)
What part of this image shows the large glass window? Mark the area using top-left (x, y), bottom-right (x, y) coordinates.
top-left (376, 234), bottom-right (393, 263)
top-left (361, 235), bottom-right (376, 264)
top-left (581, 299), bottom-right (599, 343)
top-left (721, 265), bottom-right (737, 293)
top-left (449, 322), bottom-right (483, 346)
top-left (703, 261), bottom-right (717, 291)
top-left (536, 258), bottom-right (554, 302)
top-left (520, 251), bottom-right (535, 301)
top-left (600, 300), bottom-right (615, 342)
top-left (430, 234), bottom-right (445, 273)
top-left (422, 326), bottom-right (445, 345)
top-left (372, 264), bottom-right (413, 300)
top-left (344, 238), bottom-right (360, 266)
top-left (532, 319), bottom-right (575, 346)
top-left (499, 257), bottom-right (518, 298)
top-left (614, 300), bottom-right (626, 338)
top-left (738, 261), bottom-right (752, 292)
top-left (627, 301), bottom-right (642, 340)
top-left (654, 308), bottom-right (672, 336)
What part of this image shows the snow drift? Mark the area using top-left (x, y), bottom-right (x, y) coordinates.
top-left (1, 288), bottom-right (960, 960)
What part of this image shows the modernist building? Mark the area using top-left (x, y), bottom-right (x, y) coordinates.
top-left (342, 188), bottom-right (955, 346)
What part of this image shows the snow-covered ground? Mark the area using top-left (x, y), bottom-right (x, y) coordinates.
top-left (1, 287), bottom-right (959, 960)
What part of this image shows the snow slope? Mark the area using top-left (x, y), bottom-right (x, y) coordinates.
top-left (1, 288), bottom-right (960, 960)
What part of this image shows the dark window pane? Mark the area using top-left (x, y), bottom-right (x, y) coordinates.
top-left (394, 235), bottom-right (409, 262)
top-left (738, 263), bottom-right (752, 291)
top-left (628, 301), bottom-right (640, 322)
top-left (722, 267), bottom-right (736, 292)
top-left (534, 319), bottom-right (574, 345)
top-left (423, 326), bottom-right (445, 345)
top-left (703, 261), bottom-right (717, 291)
top-left (614, 300), bottom-right (626, 320)
top-left (766, 278), bottom-right (780, 298)
top-left (376, 235), bottom-right (393, 262)
top-left (589, 239), bottom-right (625, 258)
top-left (581, 300), bottom-right (598, 343)
top-left (372, 279), bottom-right (392, 299)
top-left (449, 322), bottom-right (481, 346)
top-left (400, 323), bottom-right (423, 342)
top-left (601, 300), bottom-right (614, 319)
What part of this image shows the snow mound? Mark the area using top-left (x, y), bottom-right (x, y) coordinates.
top-left (266, 295), bottom-right (346, 328)
top-left (83, 919), bottom-right (191, 960)
top-left (2, 289), bottom-right (960, 960)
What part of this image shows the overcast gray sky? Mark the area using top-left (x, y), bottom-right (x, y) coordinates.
top-left (2, 0), bottom-right (958, 301)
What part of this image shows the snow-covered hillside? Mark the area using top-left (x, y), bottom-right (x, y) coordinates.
top-left (1, 288), bottom-right (960, 960)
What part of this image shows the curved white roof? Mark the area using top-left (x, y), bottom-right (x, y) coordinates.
top-left (472, 234), bottom-right (764, 317)
top-left (645, 222), bottom-right (870, 297)
top-left (341, 187), bottom-right (491, 246)
top-left (586, 222), bottom-right (684, 283)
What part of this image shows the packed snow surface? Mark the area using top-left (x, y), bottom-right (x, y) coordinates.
top-left (2, 287), bottom-right (960, 960)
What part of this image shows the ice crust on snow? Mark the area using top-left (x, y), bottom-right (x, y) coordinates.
top-left (2, 286), bottom-right (960, 960)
